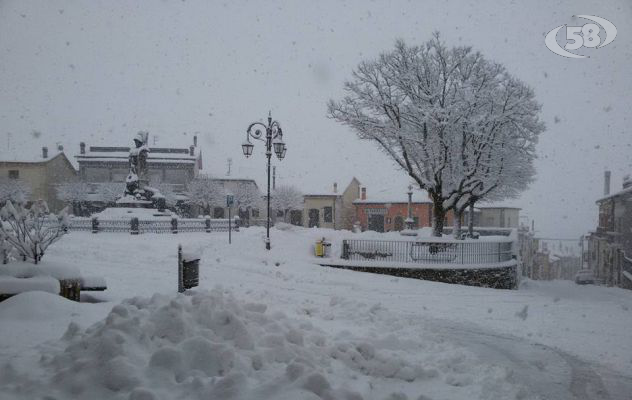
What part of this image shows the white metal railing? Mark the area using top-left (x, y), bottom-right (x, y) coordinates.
top-left (52, 216), bottom-right (239, 234)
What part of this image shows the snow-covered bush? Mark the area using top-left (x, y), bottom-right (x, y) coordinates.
top-left (234, 183), bottom-right (263, 213)
top-left (271, 185), bottom-right (303, 222)
top-left (0, 199), bottom-right (68, 264)
top-left (95, 182), bottom-right (124, 204)
top-left (185, 176), bottom-right (226, 215)
top-left (0, 178), bottom-right (31, 205)
top-left (56, 181), bottom-right (92, 216)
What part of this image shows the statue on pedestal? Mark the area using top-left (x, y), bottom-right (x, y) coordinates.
top-left (125, 131), bottom-right (150, 199)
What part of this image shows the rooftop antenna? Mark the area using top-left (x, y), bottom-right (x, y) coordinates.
top-left (227, 158), bottom-right (232, 176)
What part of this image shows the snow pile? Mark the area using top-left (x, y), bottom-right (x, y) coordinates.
top-left (1, 289), bottom-right (529, 400)
top-left (0, 276), bottom-right (59, 294)
top-left (0, 261), bottom-right (80, 295)
top-left (0, 261), bottom-right (81, 280)
top-left (0, 291), bottom-right (75, 320)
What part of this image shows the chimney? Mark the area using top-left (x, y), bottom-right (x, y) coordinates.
top-left (57, 144), bottom-right (64, 152)
top-left (361, 187), bottom-right (366, 200)
top-left (193, 135), bottom-right (198, 147)
top-left (80, 142), bottom-right (86, 154)
top-left (42, 146), bottom-right (48, 159)
top-left (604, 170), bottom-right (611, 196)
top-left (189, 145), bottom-right (195, 156)
top-left (333, 182), bottom-right (338, 193)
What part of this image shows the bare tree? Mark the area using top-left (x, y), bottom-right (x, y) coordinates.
top-left (0, 200), bottom-right (68, 264)
top-left (56, 181), bottom-right (92, 216)
top-left (329, 34), bottom-right (543, 236)
top-left (233, 183), bottom-right (263, 213)
top-left (0, 178), bottom-right (31, 205)
top-left (185, 176), bottom-right (225, 216)
top-left (148, 179), bottom-right (178, 208)
top-left (96, 182), bottom-right (124, 205)
top-left (271, 185), bottom-right (303, 222)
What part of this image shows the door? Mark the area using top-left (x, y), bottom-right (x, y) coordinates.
top-left (394, 216), bottom-right (404, 231)
top-left (368, 214), bottom-right (385, 232)
top-left (308, 209), bottom-right (320, 228)
top-left (290, 210), bottom-right (303, 226)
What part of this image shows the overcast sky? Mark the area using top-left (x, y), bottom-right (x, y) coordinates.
top-left (1, 0), bottom-right (630, 238)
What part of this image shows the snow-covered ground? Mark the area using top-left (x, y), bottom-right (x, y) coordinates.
top-left (1, 225), bottom-right (631, 399)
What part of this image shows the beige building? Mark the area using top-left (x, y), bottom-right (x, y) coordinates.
top-left (302, 178), bottom-right (361, 230)
top-left (0, 146), bottom-right (78, 212)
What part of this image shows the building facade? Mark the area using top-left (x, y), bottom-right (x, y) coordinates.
top-left (73, 136), bottom-right (202, 214)
top-left (587, 172), bottom-right (632, 288)
top-left (209, 177), bottom-right (262, 224)
top-left (0, 147), bottom-right (77, 212)
top-left (301, 178), bottom-right (361, 230)
top-left (75, 137), bottom-right (202, 191)
top-left (353, 189), bottom-right (456, 232)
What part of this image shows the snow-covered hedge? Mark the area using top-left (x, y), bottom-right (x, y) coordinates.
top-left (0, 200), bottom-right (68, 264)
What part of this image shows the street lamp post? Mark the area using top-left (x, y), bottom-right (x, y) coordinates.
top-left (405, 185), bottom-right (415, 230)
top-left (401, 184), bottom-right (418, 236)
top-left (242, 111), bottom-right (286, 250)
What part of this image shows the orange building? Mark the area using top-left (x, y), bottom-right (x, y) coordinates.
top-left (353, 188), bottom-right (456, 232)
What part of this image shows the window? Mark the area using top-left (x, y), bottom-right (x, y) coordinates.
top-left (8, 170), bottom-right (19, 179)
top-left (323, 206), bottom-right (333, 223)
top-left (251, 209), bottom-right (260, 218)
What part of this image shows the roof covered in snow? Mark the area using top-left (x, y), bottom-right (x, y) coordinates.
top-left (0, 146), bottom-right (70, 164)
top-left (76, 145), bottom-right (201, 165)
top-left (596, 179), bottom-right (632, 203)
top-left (353, 190), bottom-right (431, 204)
top-left (304, 177), bottom-right (361, 197)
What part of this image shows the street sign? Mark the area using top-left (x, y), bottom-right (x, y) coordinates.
top-left (226, 194), bottom-right (234, 207)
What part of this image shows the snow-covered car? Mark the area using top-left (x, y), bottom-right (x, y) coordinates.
top-left (575, 269), bottom-right (596, 285)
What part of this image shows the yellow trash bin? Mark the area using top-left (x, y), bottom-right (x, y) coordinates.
top-left (315, 240), bottom-right (324, 257)
top-left (315, 238), bottom-right (331, 257)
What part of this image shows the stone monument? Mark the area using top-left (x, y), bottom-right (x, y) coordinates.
top-left (117, 131), bottom-right (165, 210)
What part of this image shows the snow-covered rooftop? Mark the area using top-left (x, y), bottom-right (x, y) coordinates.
top-left (76, 145), bottom-right (200, 164)
top-left (0, 147), bottom-right (68, 164)
top-left (353, 190), bottom-right (431, 204)
top-left (596, 180), bottom-right (632, 203)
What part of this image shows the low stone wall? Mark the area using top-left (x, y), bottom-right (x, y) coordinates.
top-left (320, 263), bottom-right (518, 289)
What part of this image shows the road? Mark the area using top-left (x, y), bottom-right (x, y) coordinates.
top-left (429, 319), bottom-right (632, 400)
